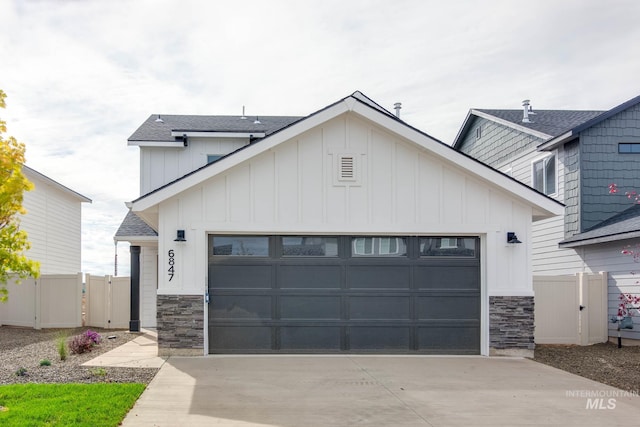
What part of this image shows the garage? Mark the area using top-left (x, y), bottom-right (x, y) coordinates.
top-left (208, 235), bottom-right (480, 354)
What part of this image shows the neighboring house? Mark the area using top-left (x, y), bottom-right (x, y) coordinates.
top-left (118, 91), bottom-right (562, 357)
top-left (20, 165), bottom-right (92, 274)
top-left (453, 95), bottom-right (640, 339)
top-left (0, 165), bottom-right (91, 328)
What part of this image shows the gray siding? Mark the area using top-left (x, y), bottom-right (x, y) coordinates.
top-left (580, 103), bottom-right (640, 231)
top-left (563, 139), bottom-right (580, 237)
top-left (457, 117), bottom-right (545, 168)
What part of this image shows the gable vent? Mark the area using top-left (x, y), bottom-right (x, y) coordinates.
top-left (340, 155), bottom-right (355, 180)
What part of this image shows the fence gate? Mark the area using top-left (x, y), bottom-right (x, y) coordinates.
top-left (85, 275), bottom-right (131, 329)
top-left (534, 272), bottom-right (608, 345)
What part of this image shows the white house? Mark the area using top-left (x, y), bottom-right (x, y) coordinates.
top-left (0, 165), bottom-right (91, 327)
top-left (20, 166), bottom-right (92, 274)
top-left (119, 91), bottom-right (563, 356)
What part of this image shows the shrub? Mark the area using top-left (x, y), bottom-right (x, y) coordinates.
top-left (90, 367), bottom-right (107, 377)
top-left (39, 359), bottom-right (51, 366)
top-left (85, 329), bottom-right (102, 345)
top-left (15, 367), bottom-right (27, 377)
top-left (69, 334), bottom-right (95, 354)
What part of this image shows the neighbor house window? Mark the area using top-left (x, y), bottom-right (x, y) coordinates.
top-left (420, 237), bottom-right (477, 257)
top-left (619, 143), bottom-right (640, 153)
top-left (207, 154), bottom-right (223, 164)
top-left (282, 237), bottom-right (338, 257)
top-left (476, 126), bottom-right (482, 139)
top-left (532, 154), bottom-right (556, 195)
top-left (352, 237), bottom-right (407, 257)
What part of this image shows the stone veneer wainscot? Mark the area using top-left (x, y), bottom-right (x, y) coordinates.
top-left (489, 295), bottom-right (535, 357)
top-left (157, 295), bottom-right (204, 356)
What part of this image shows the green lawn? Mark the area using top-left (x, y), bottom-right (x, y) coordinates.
top-left (0, 383), bottom-right (146, 427)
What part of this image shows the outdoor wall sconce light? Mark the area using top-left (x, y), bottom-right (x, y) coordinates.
top-left (507, 232), bottom-right (522, 244)
top-left (174, 230), bottom-right (186, 242)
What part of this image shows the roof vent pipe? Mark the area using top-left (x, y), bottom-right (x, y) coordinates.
top-left (241, 106), bottom-right (247, 120)
top-left (522, 99), bottom-right (531, 123)
top-left (394, 102), bottom-right (402, 118)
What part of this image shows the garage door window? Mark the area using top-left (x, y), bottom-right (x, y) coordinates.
top-left (211, 236), bottom-right (269, 256)
top-left (420, 237), bottom-right (476, 257)
top-left (282, 237), bottom-right (338, 257)
top-left (352, 237), bottom-right (407, 257)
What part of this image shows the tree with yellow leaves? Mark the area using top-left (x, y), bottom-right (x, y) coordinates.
top-left (0, 89), bottom-right (40, 301)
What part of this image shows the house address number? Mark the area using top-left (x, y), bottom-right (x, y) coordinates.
top-left (168, 249), bottom-right (175, 281)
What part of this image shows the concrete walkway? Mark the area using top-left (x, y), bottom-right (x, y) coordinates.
top-left (83, 329), bottom-right (166, 369)
top-left (121, 354), bottom-right (640, 427)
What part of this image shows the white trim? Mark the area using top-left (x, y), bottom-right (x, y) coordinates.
top-left (537, 130), bottom-right (574, 151)
top-left (132, 96), bottom-right (564, 219)
top-left (128, 140), bottom-right (186, 148)
top-left (560, 231), bottom-right (640, 248)
top-left (471, 110), bottom-right (552, 140)
top-left (530, 151), bottom-right (558, 198)
top-left (171, 131), bottom-right (265, 138)
top-left (22, 165), bottom-right (92, 203)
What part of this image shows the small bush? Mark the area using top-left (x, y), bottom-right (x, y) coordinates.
top-left (69, 330), bottom-right (103, 354)
top-left (56, 333), bottom-right (68, 361)
top-left (39, 359), bottom-right (51, 366)
top-left (69, 334), bottom-right (94, 354)
top-left (15, 367), bottom-right (27, 377)
top-left (90, 367), bottom-right (107, 377)
top-left (85, 330), bottom-right (102, 345)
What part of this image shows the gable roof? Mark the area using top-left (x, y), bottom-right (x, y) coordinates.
top-left (128, 114), bottom-right (303, 143)
top-left (114, 210), bottom-right (158, 241)
top-left (452, 108), bottom-right (603, 149)
top-left (130, 91), bottom-right (564, 222)
top-left (23, 165), bottom-right (92, 203)
top-left (559, 203), bottom-right (640, 248)
top-left (538, 94), bottom-right (640, 151)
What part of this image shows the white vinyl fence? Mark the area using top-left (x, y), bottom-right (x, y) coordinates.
top-left (85, 275), bottom-right (131, 329)
top-left (534, 272), bottom-right (608, 345)
top-left (0, 274), bottom-right (83, 329)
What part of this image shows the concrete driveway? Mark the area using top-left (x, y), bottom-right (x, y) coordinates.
top-left (122, 355), bottom-right (640, 427)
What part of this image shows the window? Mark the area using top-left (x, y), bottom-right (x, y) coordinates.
top-left (476, 126), bottom-right (482, 139)
top-left (282, 237), bottom-right (338, 257)
top-left (532, 154), bottom-right (556, 195)
top-left (207, 155), bottom-right (223, 164)
top-left (619, 143), bottom-right (640, 153)
top-left (211, 236), bottom-right (269, 256)
top-left (420, 238), bottom-right (476, 257)
top-left (352, 237), bottom-right (407, 257)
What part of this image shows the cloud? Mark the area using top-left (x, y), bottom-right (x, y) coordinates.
top-left (2, 0), bottom-right (640, 275)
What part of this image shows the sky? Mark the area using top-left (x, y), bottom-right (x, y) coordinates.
top-left (1, 0), bottom-right (640, 276)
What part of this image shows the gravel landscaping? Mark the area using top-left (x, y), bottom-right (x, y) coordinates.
top-left (2, 326), bottom-right (640, 392)
top-left (533, 342), bottom-right (640, 392)
top-left (0, 326), bottom-right (158, 385)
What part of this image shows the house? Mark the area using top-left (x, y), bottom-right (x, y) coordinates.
top-left (118, 91), bottom-right (562, 356)
top-left (19, 166), bottom-right (92, 274)
top-left (0, 165), bottom-right (91, 327)
top-left (453, 95), bottom-right (640, 340)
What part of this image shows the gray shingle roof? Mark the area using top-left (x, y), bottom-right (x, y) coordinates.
top-left (114, 211), bottom-right (157, 238)
top-left (560, 203), bottom-right (640, 247)
top-left (475, 109), bottom-right (604, 138)
top-left (128, 114), bottom-right (303, 142)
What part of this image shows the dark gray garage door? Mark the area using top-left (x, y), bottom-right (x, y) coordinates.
top-left (208, 236), bottom-right (480, 354)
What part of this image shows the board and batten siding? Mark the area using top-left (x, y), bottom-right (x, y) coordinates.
top-left (19, 175), bottom-right (83, 274)
top-left (140, 137), bottom-right (250, 195)
top-left (140, 246), bottom-right (158, 328)
top-left (154, 113), bottom-right (536, 299)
